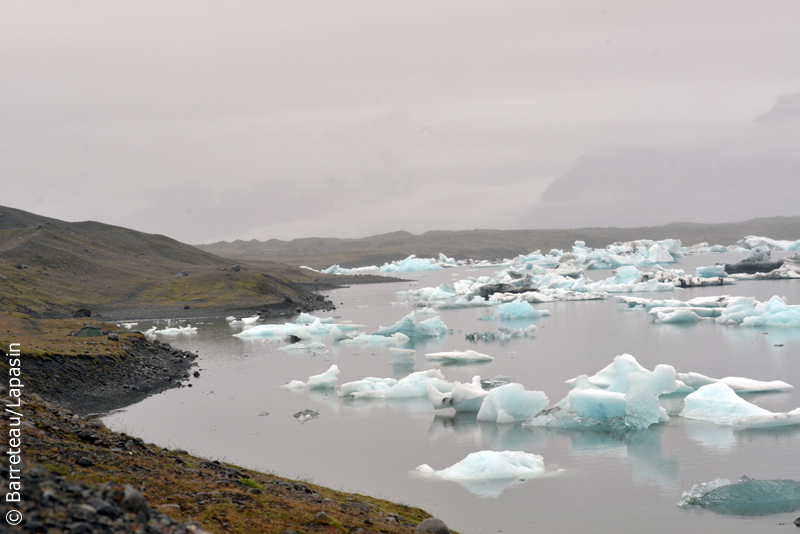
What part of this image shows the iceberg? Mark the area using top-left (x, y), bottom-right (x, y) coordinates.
top-left (480, 300), bottom-right (551, 321)
top-left (680, 382), bottom-right (774, 422)
top-left (417, 450), bottom-right (545, 480)
top-left (696, 265), bottom-right (728, 278)
top-left (676, 372), bottom-right (793, 393)
top-left (678, 476), bottom-right (800, 515)
top-left (380, 255), bottom-right (442, 273)
top-left (425, 350), bottom-right (495, 363)
top-left (476, 383), bottom-right (549, 423)
top-left (153, 325), bottom-right (198, 335)
top-left (296, 312), bottom-right (333, 324)
top-left (373, 311), bottom-right (448, 338)
top-left (426, 377), bottom-right (488, 412)
top-left (339, 333), bottom-right (410, 346)
top-left (306, 365), bottom-right (340, 389)
top-left (339, 369), bottom-right (452, 399)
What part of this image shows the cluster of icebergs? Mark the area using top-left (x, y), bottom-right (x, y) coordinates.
top-left (143, 324), bottom-right (197, 341)
top-left (616, 294), bottom-right (800, 327)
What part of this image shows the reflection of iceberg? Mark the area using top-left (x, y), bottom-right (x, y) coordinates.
top-left (682, 419), bottom-right (737, 451)
top-left (678, 476), bottom-right (800, 516)
top-left (416, 450), bottom-right (547, 496)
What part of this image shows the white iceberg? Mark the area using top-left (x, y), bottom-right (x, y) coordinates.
top-left (480, 300), bottom-right (551, 321)
top-left (426, 377), bottom-right (488, 412)
top-left (425, 350), bottom-right (495, 363)
top-left (417, 450), bottom-right (545, 480)
top-left (476, 383), bottom-right (549, 423)
top-left (681, 382), bottom-right (800, 428)
top-left (373, 311), bottom-right (448, 338)
top-left (380, 255), bottom-right (442, 273)
top-left (676, 372), bottom-right (792, 393)
top-left (340, 369), bottom-right (451, 399)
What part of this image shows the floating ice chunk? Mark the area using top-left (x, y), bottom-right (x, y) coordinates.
top-left (731, 408), bottom-right (800, 429)
top-left (678, 475), bottom-right (800, 515)
top-left (373, 311), bottom-right (447, 338)
top-left (426, 350), bottom-right (495, 363)
top-left (344, 369), bottom-right (451, 399)
top-left (329, 325), bottom-right (349, 341)
top-left (306, 365), bottom-right (339, 389)
top-left (426, 377), bottom-right (488, 412)
top-left (225, 316), bottom-right (236, 322)
top-left (296, 312), bottom-right (333, 324)
top-left (647, 243), bottom-right (674, 264)
top-left (278, 341), bottom-right (326, 353)
top-left (381, 255), bottom-right (442, 273)
top-left (242, 315), bottom-right (260, 325)
top-left (419, 450), bottom-right (545, 480)
top-left (655, 309), bottom-right (703, 323)
top-left (480, 300), bottom-right (551, 321)
top-left (154, 325), bottom-right (198, 335)
top-left (338, 376), bottom-right (398, 397)
top-left (696, 265), bottom-right (727, 278)
top-left (676, 372), bottom-right (793, 393)
top-left (680, 382), bottom-right (773, 422)
top-left (477, 383), bottom-right (549, 423)
top-left (567, 389), bottom-right (627, 421)
top-left (280, 380), bottom-right (308, 390)
top-left (566, 354), bottom-right (649, 390)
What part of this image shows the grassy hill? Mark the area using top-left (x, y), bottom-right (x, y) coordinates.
top-left (0, 206), bottom-right (342, 319)
top-left (197, 215), bottom-right (800, 269)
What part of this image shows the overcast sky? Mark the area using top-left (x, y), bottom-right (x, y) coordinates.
top-left (3, 1), bottom-right (800, 244)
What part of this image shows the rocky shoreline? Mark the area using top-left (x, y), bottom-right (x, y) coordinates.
top-left (1, 394), bottom-right (454, 533)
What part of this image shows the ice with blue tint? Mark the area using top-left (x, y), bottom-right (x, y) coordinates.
top-left (280, 364), bottom-right (339, 389)
top-left (680, 382), bottom-right (800, 427)
top-left (426, 376), bottom-right (488, 412)
top-left (695, 265), bottom-right (727, 278)
top-left (680, 382), bottom-right (773, 422)
top-left (373, 311), bottom-right (448, 338)
top-left (476, 383), bottom-right (549, 423)
top-left (676, 372), bottom-right (793, 393)
top-left (439, 253), bottom-right (458, 266)
top-left (716, 295), bottom-right (800, 327)
top-left (339, 369), bottom-right (452, 399)
top-left (234, 319), bottom-right (363, 339)
top-left (301, 264), bottom-right (362, 275)
top-left (416, 450), bottom-right (545, 480)
top-left (480, 300), bottom-right (552, 321)
top-left (654, 309), bottom-right (704, 323)
top-left (426, 350), bottom-right (495, 363)
top-left (380, 255), bottom-right (442, 273)
top-left (588, 266), bottom-right (676, 293)
top-left (738, 235), bottom-right (800, 251)
top-left (306, 365), bottom-right (339, 389)
top-left (678, 476), bottom-right (800, 516)
top-left (296, 312), bottom-right (333, 324)
top-left (278, 341), bottom-right (326, 353)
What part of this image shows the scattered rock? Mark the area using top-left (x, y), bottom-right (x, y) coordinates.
top-left (313, 511), bottom-right (330, 524)
top-left (230, 264), bottom-right (241, 272)
top-left (107, 333), bottom-right (119, 341)
top-left (795, 516), bottom-right (800, 527)
top-left (293, 409), bottom-right (320, 423)
top-left (175, 270), bottom-right (190, 278)
top-left (416, 517), bottom-right (451, 534)
top-left (184, 304), bottom-right (191, 309)
top-left (120, 484), bottom-right (150, 518)
top-left (75, 457), bottom-right (93, 467)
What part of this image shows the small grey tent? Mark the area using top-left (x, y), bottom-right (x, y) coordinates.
top-left (76, 325), bottom-right (103, 337)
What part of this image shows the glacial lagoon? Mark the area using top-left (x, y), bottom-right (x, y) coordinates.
top-left (104, 251), bottom-right (800, 533)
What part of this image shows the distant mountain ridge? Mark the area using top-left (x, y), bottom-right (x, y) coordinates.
top-left (0, 206), bottom-right (333, 319)
top-left (197, 215), bottom-right (800, 269)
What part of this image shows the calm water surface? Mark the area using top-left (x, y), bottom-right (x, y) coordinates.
top-left (104, 251), bottom-right (800, 534)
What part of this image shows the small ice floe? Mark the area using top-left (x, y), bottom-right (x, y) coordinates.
top-left (477, 383), bottom-right (549, 424)
top-left (338, 369), bottom-right (451, 399)
top-left (278, 341), bottom-right (327, 353)
top-left (120, 322), bottom-right (137, 330)
top-left (296, 312), bottom-right (334, 324)
top-left (280, 364), bottom-right (339, 390)
top-left (678, 475), bottom-right (800, 515)
top-left (679, 382), bottom-right (800, 428)
top-left (426, 377), bottom-right (488, 412)
top-left (373, 311), bottom-right (448, 338)
top-left (339, 333), bottom-right (410, 346)
top-left (676, 372), bottom-right (792, 393)
top-left (380, 255), bottom-right (442, 273)
top-left (293, 409), bottom-right (320, 424)
top-left (425, 350), bottom-right (495, 363)
top-left (153, 325), bottom-right (198, 336)
top-left (480, 300), bottom-right (551, 321)
top-left (415, 451), bottom-right (549, 497)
